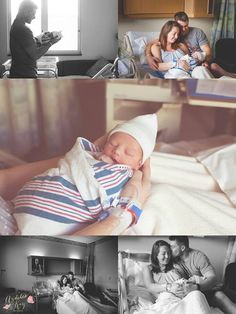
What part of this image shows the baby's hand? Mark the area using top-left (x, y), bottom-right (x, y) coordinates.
top-left (191, 51), bottom-right (206, 62)
top-left (177, 60), bottom-right (190, 72)
top-left (175, 278), bottom-right (187, 285)
top-left (187, 275), bottom-right (206, 284)
top-left (98, 154), bottom-right (115, 164)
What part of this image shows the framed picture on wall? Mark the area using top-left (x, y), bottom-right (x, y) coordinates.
top-left (28, 256), bottom-right (45, 276)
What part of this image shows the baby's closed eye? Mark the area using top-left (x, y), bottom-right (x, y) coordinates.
top-left (125, 150), bottom-right (135, 157)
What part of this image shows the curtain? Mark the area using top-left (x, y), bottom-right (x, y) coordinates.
top-left (210, 0), bottom-right (236, 53)
top-left (224, 236), bottom-right (236, 271)
top-left (86, 242), bottom-right (95, 284)
top-left (0, 80), bottom-right (81, 160)
top-left (118, 251), bottom-right (129, 314)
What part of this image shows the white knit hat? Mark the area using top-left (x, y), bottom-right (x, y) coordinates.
top-left (109, 114), bottom-right (158, 163)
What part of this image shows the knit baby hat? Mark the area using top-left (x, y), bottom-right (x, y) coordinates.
top-left (109, 114), bottom-right (158, 163)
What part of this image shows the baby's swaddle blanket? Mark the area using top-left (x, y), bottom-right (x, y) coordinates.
top-left (164, 52), bottom-right (198, 79)
top-left (13, 137), bottom-right (132, 235)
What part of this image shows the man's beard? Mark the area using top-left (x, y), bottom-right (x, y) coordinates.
top-left (172, 253), bottom-right (181, 263)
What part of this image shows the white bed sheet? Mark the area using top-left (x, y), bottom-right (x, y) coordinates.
top-left (127, 137), bottom-right (236, 235)
top-left (55, 291), bottom-right (116, 314)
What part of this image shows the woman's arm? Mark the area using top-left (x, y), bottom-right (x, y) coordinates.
top-left (0, 157), bottom-right (60, 200)
top-left (73, 159), bottom-right (151, 235)
top-left (145, 39), bottom-right (160, 70)
top-left (143, 266), bottom-right (188, 298)
top-left (150, 44), bottom-right (176, 72)
top-left (143, 266), bottom-right (167, 295)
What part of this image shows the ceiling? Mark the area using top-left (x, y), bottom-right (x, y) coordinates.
top-left (57, 236), bottom-right (103, 244)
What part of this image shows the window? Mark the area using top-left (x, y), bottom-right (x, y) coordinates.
top-left (9, 0), bottom-right (81, 55)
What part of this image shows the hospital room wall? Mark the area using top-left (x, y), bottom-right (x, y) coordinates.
top-left (118, 236), bottom-right (229, 283)
top-left (118, 17), bottom-right (213, 41)
top-left (94, 237), bottom-right (118, 290)
top-left (0, 0), bottom-right (118, 65)
top-left (0, 236), bottom-right (87, 291)
top-left (0, 80), bottom-right (106, 161)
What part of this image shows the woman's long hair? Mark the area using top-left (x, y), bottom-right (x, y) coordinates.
top-left (150, 240), bottom-right (173, 274)
top-left (58, 274), bottom-right (69, 288)
top-left (159, 20), bottom-right (181, 51)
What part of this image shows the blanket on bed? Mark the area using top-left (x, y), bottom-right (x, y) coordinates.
top-left (56, 291), bottom-right (117, 314)
top-left (1, 136), bottom-right (235, 236)
top-left (130, 291), bottom-right (222, 314)
top-left (127, 140), bottom-right (236, 235)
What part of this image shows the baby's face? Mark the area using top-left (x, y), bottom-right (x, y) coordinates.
top-left (103, 132), bottom-right (143, 170)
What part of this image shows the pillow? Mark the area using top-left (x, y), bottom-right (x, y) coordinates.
top-left (125, 31), bottom-right (159, 57)
top-left (134, 37), bottom-right (148, 65)
top-left (124, 258), bottom-right (150, 288)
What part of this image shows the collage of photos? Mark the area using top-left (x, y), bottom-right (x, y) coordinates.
top-left (0, 0), bottom-right (235, 314)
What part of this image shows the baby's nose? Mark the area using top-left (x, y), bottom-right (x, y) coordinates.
top-left (113, 147), bottom-right (121, 155)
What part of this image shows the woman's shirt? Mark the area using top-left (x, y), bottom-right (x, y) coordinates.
top-left (152, 268), bottom-right (181, 284)
top-left (161, 48), bottom-right (185, 64)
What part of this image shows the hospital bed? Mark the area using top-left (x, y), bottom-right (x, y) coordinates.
top-left (122, 31), bottom-right (160, 78)
top-left (118, 251), bottom-right (225, 314)
top-left (106, 79), bottom-right (236, 236)
top-left (2, 56), bottom-right (59, 78)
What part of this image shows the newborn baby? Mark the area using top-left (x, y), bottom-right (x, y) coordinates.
top-left (13, 114), bottom-right (158, 235)
top-left (164, 54), bottom-right (199, 79)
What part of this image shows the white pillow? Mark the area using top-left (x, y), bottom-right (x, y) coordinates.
top-left (126, 31), bottom-right (159, 57)
top-left (124, 258), bottom-right (149, 287)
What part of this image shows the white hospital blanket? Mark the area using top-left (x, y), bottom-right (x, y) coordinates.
top-left (132, 291), bottom-right (222, 314)
top-left (127, 144), bottom-right (236, 235)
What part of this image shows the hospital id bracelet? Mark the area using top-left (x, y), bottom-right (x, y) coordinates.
top-left (171, 61), bottom-right (177, 68)
top-left (97, 210), bottom-right (110, 222)
top-left (166, 283), bottom-right (171, 292)
top-left (118, 197), bottom-right (131, 208)
top-left (125, 202), bottom-right (143, 226)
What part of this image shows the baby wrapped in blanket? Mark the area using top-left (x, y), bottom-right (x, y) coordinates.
top-left (134, 276), bottom-right (207, 314)
top-left (13, 114), bottom-right (157, 235)
top-left (164, 54), bottom-right (199, 79)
